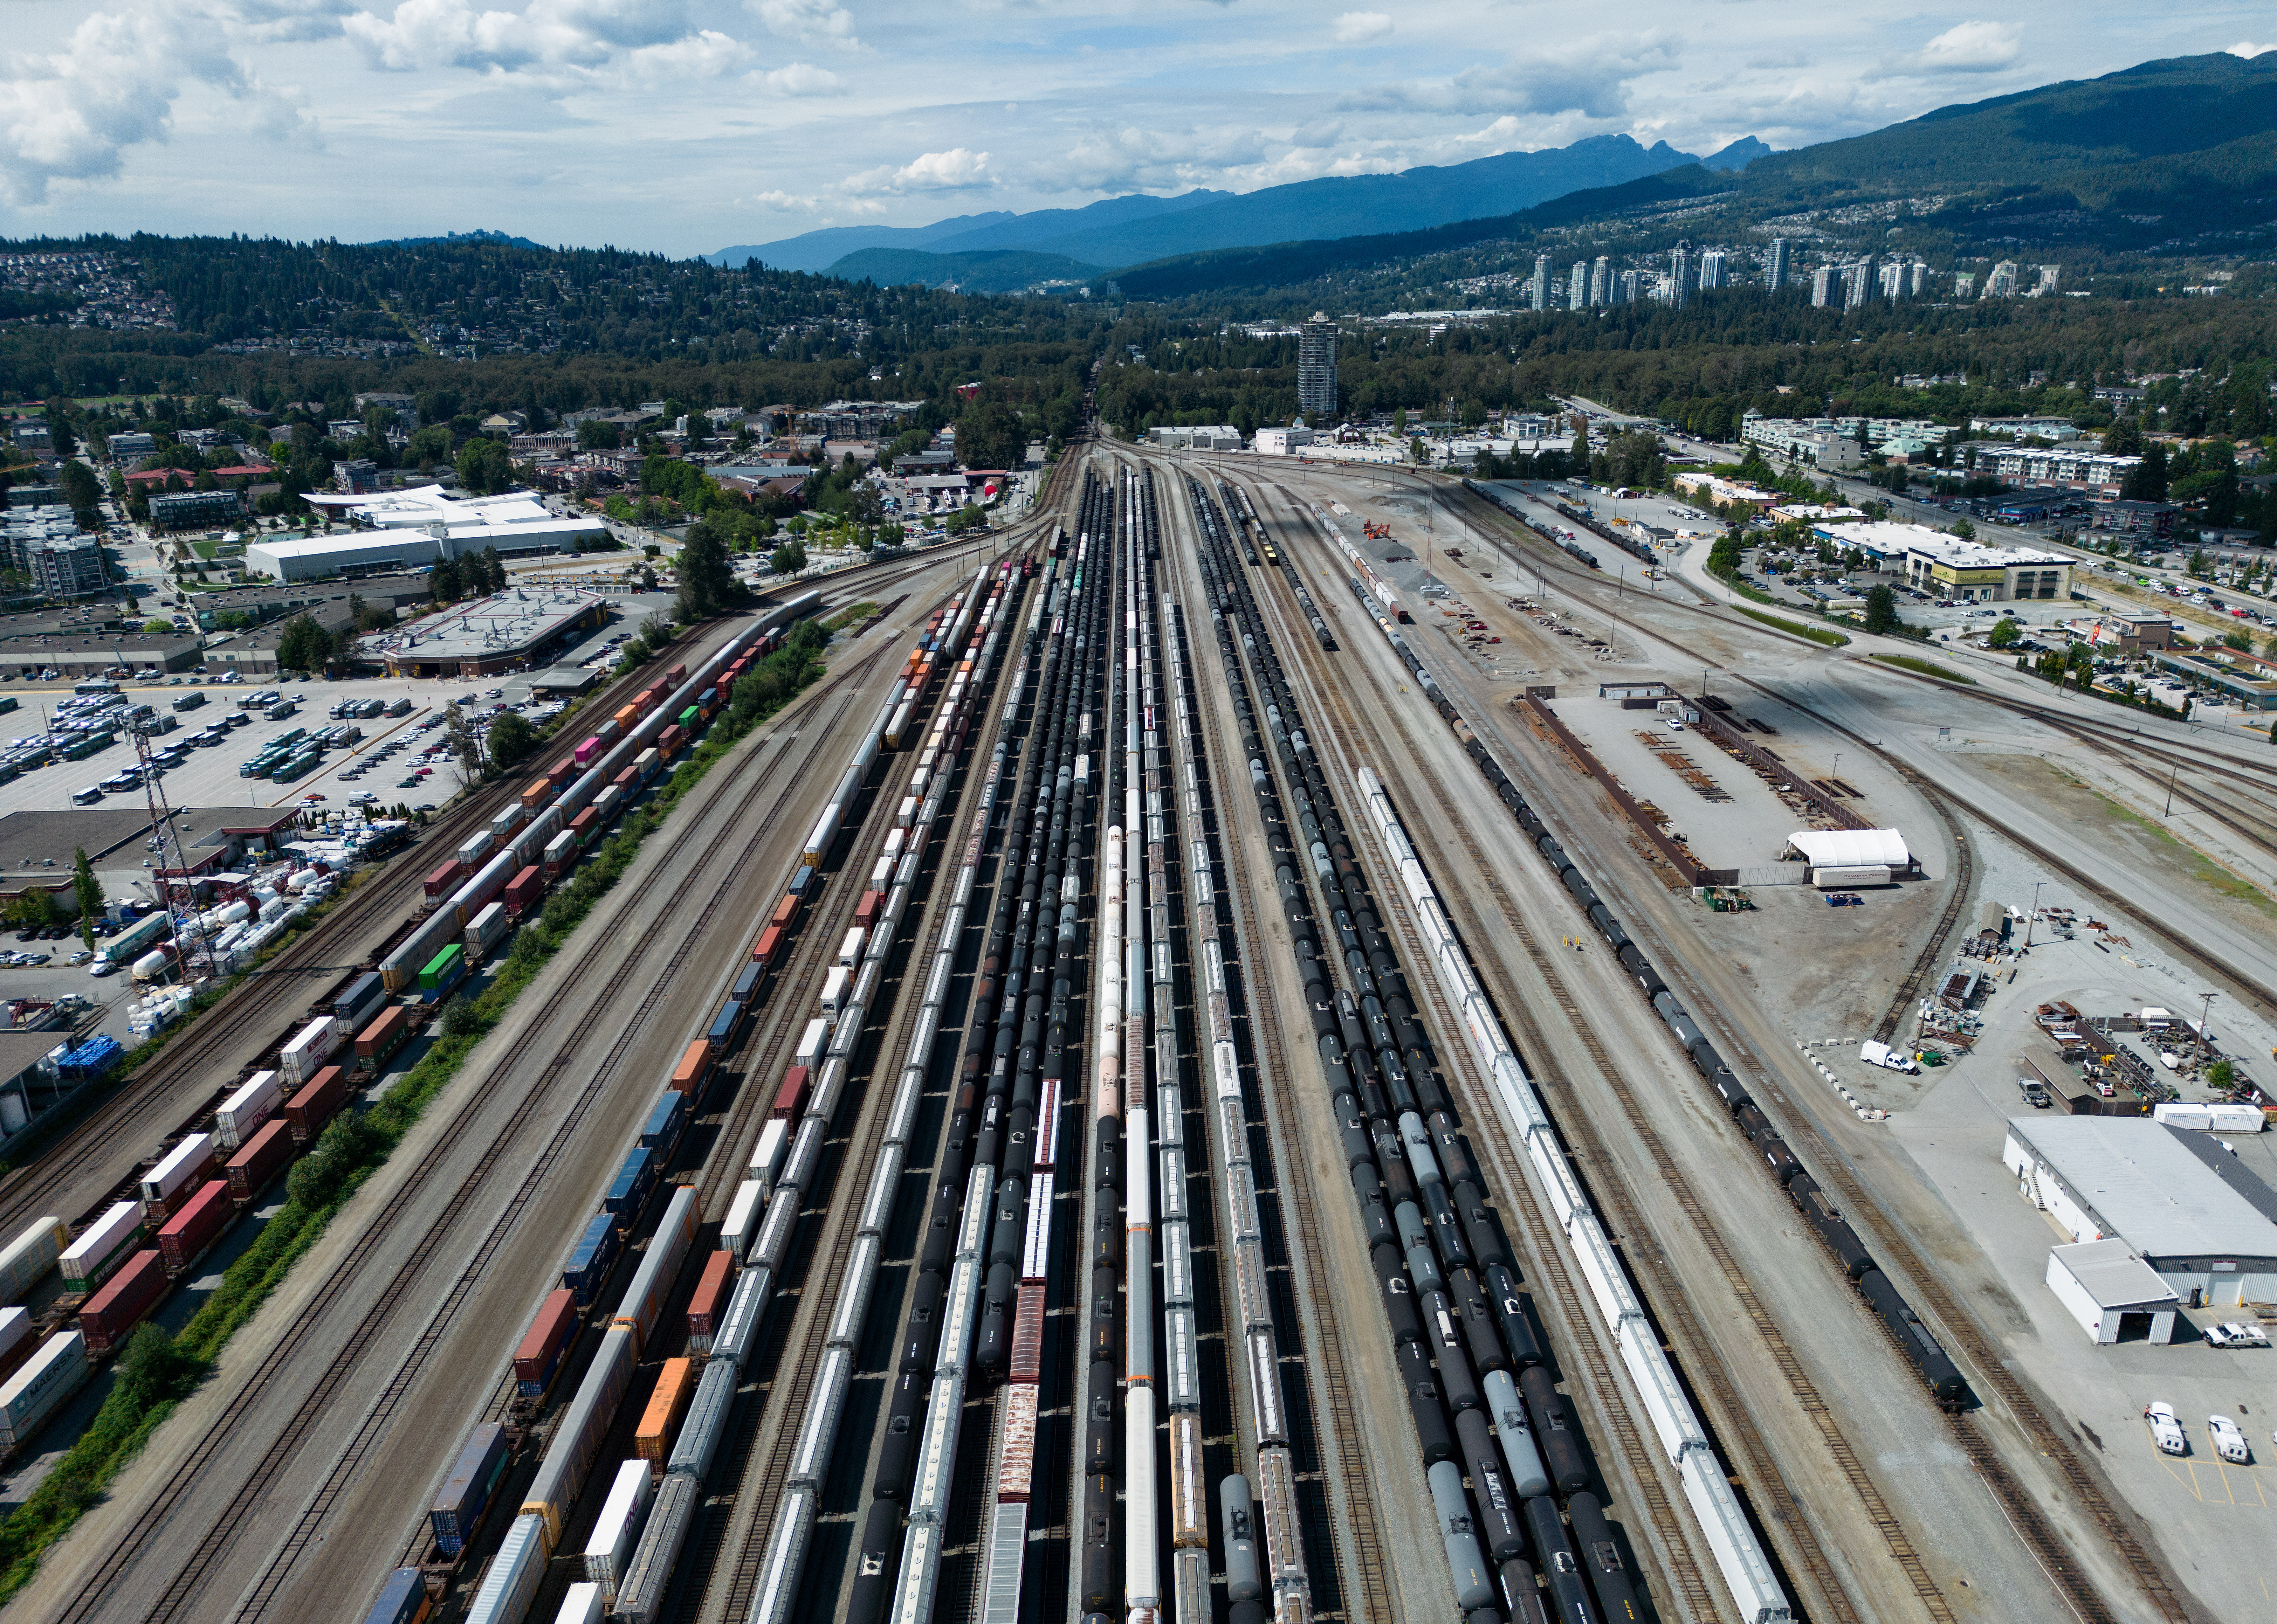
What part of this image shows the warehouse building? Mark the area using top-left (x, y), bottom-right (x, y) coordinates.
top-left (2043, 1239), bottom-right (2181, 1344)
top-left (2003, 1117), bottom-right (2277, 1309)
top-left (359, 588), bottom-right (609, 678)
top-left (1782, 827), bottom-right (1915, 887)
top-left (247, 484), bottom-right (609, 581)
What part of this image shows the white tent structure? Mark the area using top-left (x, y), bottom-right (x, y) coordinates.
top-left (1784, 827), bottom-right (1912, 887)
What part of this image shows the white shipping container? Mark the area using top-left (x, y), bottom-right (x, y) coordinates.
top-left (882, 828), bottom-right (906, 862)
top-left (61, 1201), bottom-right (145, 1283)
top-left (820, 966), bottom-right (850, 1017)
top-left (139, 1134), bottom-right (215, 1206)
top-left (553, 1581), bottom-right (605, 1624)
top-left (545, 829), bottom-right (577, 867)
top-left (2153, 1103), bottom-right (2215, 1130)
top-left (895, 796), bottom-right (917, 829)
top-left (466, 901), bottom-right (510, 958)
top-left (721, 1181), bottom-right (763, 1262)
top-left (749, 1120), bottom-right (790, 1204)
top-left (869, 855), bottom-right (893, 890)
top-left (0, 1217), bottom-right (70, 1304)
top-left (215, 1069), bottom-right (286, 1147)
top-left (458, 830), bottom-right (495, 869)
top-left (594, 783), bottom-right (623, 822)
top-left (0, 1330), bottom-right (89, 1447)
top-left (839, 928), bottom-right (865, 968)
top-left (463, 1513), bottom-right (549, 1624)
top-left (0, 1305), bottom-right (31, 1368)
top-left (491, 805), bottom-right (527, 842)
top-left (582, 1459), bottom-right (654, 1596)
top-left (280, 1013), bottom-right (345, 1087)
top-left (795, 1018), bottom-right (830, 1070)
top-left (2211, 1104), bottom-right (2266, 1133)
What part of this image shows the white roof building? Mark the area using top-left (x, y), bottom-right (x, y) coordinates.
top-left (249, 485), bottom-right (608, 581)
top-left (1785, 828), bottom-right (1912, 870)
top-left (2043, 1238), bottom-right (2180, 1345)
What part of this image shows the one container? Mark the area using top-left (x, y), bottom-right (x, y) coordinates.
top-left (458, 830), bottom-right (495, 869)
top-left (638, 1091), bottom-right (686, 1155)
top-left (543, 830), bottom-right (578, 877)
top-left (138, 1135), bottom-right (216, 1218)
top-left (582, 1460), bottom-right (653, 1596)
top-left (567, 807), bottom-right (598, 846)
top-left (215, 1068), bottom-right (286, 1147)
top-left (751, 925), bottom-right (783, 968)
top-left (574, 738), bottom-right (602, 767)
top-left (820, 965), bottom-right (850, 1016)
top-left (424, 860), bottom-right (466, 900)
top-left (419, 944), bottom-right (466, 1000)
top-left (226, 1119), bottom-right (293, 1201)
top-left (732, 961), bottom-right (764, 1003)
top-left (633, 747), bottom-right (659, 783)
top-left (771, 1066), bottom-right (810, 1122)
top-left (356, 1006), bottom-right (415, 1071)
top-left (62, 1201), bottom-right (147, 1288)
top-left (332, 970), bottom-right (388, 1037)
top-left (503, 866), bottom-right (544, 919)
top-left (563, 1213), bottom-right (621, 1307)
top-left (748, 1120), bottom-right (789, 1203)
top-left (838, 928), bottom-right (866, 967)
top-left (359, 1568), bottom-right (431, 1624)
top-left (282, 1066), bottom-right (349, 1142)
top-left (604, 1147), bottom-right (656, 1226)
top-left (705, 999), bottom-right (742, 1048)
top-left (634, 1357), bottom-right (696, 1476)
top-left (770, 894), bottom-right (800, 931)
top-left (853, 891), bottom-right (883, 932)
top-left (78, 1250), bottom-right (166, 1358)
top-left (514, 1288), bottom-right (579, 1398)
top-left (0, 1331), bottom-right (90, 1448)
top-left (657, 724), bottom-right (685, 759)
top-left (613, 1187), bottom-right (697, 1356)
top-left (490, 805), bottom-right (526, 843)
top-left (280, 1014), bottom-right (345, 1087)
top-left (521, 778), bottom-right (555, 815)
top-left (430, 1423), bottom-right (511, 1558)
top-left (720, 1182), bottom-right (763, 1264)
top-left (794, 1018), bottom-right (829, 1070)
top-left (157, 1181), bottom-right (231, 1272)
top-left (0, 1217), bottom-right (70, 1305)
top-left (466, 901), bottom-right (510, 961)
top-left (686, 1251), bottom-right (734, 1355)
top-left (669, 1039), bottom-right (713, 1096)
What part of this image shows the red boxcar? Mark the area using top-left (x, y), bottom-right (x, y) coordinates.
top-left (226, 1119), bottom-right (293, 1202)
top-left (502, 866), bottom-right (544, 920)
top-left (669, 1039), bottom-right (714, 1096)
top-left (513, 1287), bottom-right (579, 1398)
top-left (752, 925), bottom-right (783, 967)
top-left (284, 1066), bottom-right (348, 1142)
top-left (157, 1180), bottom-right (231, 1273)
top-left (772, 1066), bottom-right (810, 1121)
top-left (423, 860), bottom-right (465, 900)
top-left (658, 725), bottom-right (686, 758)
top-left (546, 756), bottom-right (578, 789)
top-left (80, 1250), bottom-right (167, 1358)
top-left (567, 807), bottom-right (599, 845)
top-left (686, 1251), bottom-right (734, 1351)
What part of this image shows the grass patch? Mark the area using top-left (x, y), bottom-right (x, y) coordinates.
top-left (0, 617), bottom-right (832, 1604)
top-left (1871, 652), bottom-right (1977, 684)
top-left (1733, 605), bottom-right (1850, 647)
top-left (2089, 788), bottom-right (2277, 922)
top-left (189, 541), bottom-right (216, 561)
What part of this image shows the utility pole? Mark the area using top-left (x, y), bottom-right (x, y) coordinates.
top-left (2199, 990), bottom-right (2217, 1066)
top-left (2023, 879), bottom-right (2045, 948)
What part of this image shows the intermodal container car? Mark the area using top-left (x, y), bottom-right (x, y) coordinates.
top-left (359, 1568), bottom-right (431, 1624)
top-left (610, 766), bottom-right (638, 799)
top-left (63, 1201), bottom-right (146, 1293)
top-left (770, 893), bottom-right (799, 931)
top-left (604, 1148), bottom-right (656, 1227)
top-left (0, 1216), bottom-right (71, 1305)
top-left (705, 999), bottom-right (742, 1048)
top-left (567, 807), bottom-right (598, 846)
top-left (686, 1252), bottom-right (732, 1355)
top-left (731, 961), bottom-right (764, 1003)
top-left (657, 724), bottom-right (685, 759)
top-left (332, 970), bottom-right (388, 1037)
top-left (157, 1181), bottom-right (230, 1272)
top-left (424, 860), bottom-right (466, 901)
top-left (638, 1092), bottom-right (686, 1156)
top-left (431, 1423), bottom-right (510, 1558)
top-left (633, 747), bottom-right (659, 783)
top-left (546, 756), bottom-right (578, 790)
top-left (666, 663), bottom-right (687, 686)
top-left (503, 866), bottom-right (543, 919)
top-left (138, 1136), bottom-right (215, 1218)
top-left (521, 778), bottom-right (555, 815)
top-left (543, 830), bottom-right (578, 879)
top-left (582, 1461), bottom-right (651, 1597)
top-left (79, 1250), bottom-right (166, 1358)
top-left (216, 1067), bottom-right (286, 1147)
top-left (514, 1288), bottom-right (579, 1398)
top-left (356, 1005), bottom-right (416, 1072)
top-left (669, 1039), bottom-right (713, 1097)
top-left (751, 925), bottom-right (783, 968)
top-left (720, 1183), bottom-right (762, 1264)
top-left (225, 1120), bottom-right (293, 1201)
top-left (465, 901), bottom-right (510, 962)
top-left (635, 1358), bottom-right (695, 1475)
top-left (419, 944), bottom-right (466, 1002)
top-left (0, 1331), bottom-right (89, 1447)
top-left (563, 1213), bottom-right (621, 1306)
top-left (771, 1066), bottom-right (810, 1122)
top-left (283, 1066), bottom-right (348, 1141)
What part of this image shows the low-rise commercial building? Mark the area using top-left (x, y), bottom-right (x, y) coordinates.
top-left (0, 633), bottom-right (201, 680)
top-left (1975, 445), bottom-right (2138, 495)
top-left (1811, 523), bottom-right (2071, 601)
top-left (1670, 472), bottom-right (1780, 511)
top-left (250, 484), bottom-right (607, 580)
top-left (2043, 1239), bottom-right (2180, 1344)
top-left (104, 431), bottom-right (156, 462)
top-left (148, 489), bottom-right (247, 530)
top-left (1254, 427), bottom-right (1315, 455)
top-left (360, 588), bottom-right (609, 678)
top-left (2147, 647), bottom-right (2277, 711)
top-left (1147, 425), bottom-right (1243, 451)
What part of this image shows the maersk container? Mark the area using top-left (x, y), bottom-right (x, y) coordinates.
top-left (614, 1187), bottom-right (697, 1357)
top-left (0, 1331), bottom-right (89, 1447)
top-left (216, 1067), bottom-right (287, 1146)
top-left (63, 1201), bottom-right (146, 1288)
top-left (687, 1250), bottom-right (734, 1354)
top-left (635, 1357), bottom-right (695, 1474)
top-left (418, 945), bottom-right (466, 1001)
top-left (0, 1216), bottom-right (70, 1304)
top-left (157, 1180), bottom-right (230, 1272)
top-left (583, 1459), bottom-right (653, 1595)
top-left (563, 1212), bottom-right (621, 1306)
top-left (465, 901), bottom-right (510, 961)
top-left (78, 1250), bottom-right (166, 1358)
top-left (522, 1326), bottom-right (634, 1548)
top-left (503, 866), bottom-right (543, 920)
top-left (225, 1120), bottom-right (293, 1202)
top-left (280, 1013), bottom-right (345, 1087)
top-left (820, 965), bottom-right (850, 1016)
top-left (514, 1288), bottom-right (579, 1398)
top-left (139, 1136), bottom-right (215, 1215)
top-left (358, 1567), bottom-right (429, 1624)
top-left (543, 829), bottom-right (578, 878)
top-left (430, 1422), bottom-right (511, 1558)
top-left (553, 1581), bottom-right (603, 1624)
top-left (605, 1147), bottom-right (657, 1228)
top-left (462, 1513), bottom-right (547, 1624)
top-left (332, 970), bottom-right (388, 1037)
top-left (639, 1091), bottom-right (686, 1155)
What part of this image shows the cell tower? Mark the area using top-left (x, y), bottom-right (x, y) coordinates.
top-left (132, 721), bottom-right (220, 983)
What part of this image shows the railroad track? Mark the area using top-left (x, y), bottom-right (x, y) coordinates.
top-left (52, 639), bottom-right (889, 1624)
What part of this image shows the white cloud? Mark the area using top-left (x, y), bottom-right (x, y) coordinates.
top-left (0, 8), bottom-right (252, 206)
top-left (2228, 40), bottom-right (2275, 57)
top-left (1873, 21), bottom-right (2023, 78)
top-left (748, 0), bottom-right (860, 50)
top-left (1347, 31), bottom-right (1681, 119)
top-left (848, 147), bottom-right (993, 196)
top-left (222, 0), bottom-right (361, 42)
top-left (1331, 12), bottom-right (1391, 43)
top-left (343, 0), bottom-right (730, 78)
top-left (757, 62), bottom-right (846, 95)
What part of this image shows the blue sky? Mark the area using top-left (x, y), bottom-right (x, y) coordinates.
top-left (1, 0), bottom-right (2270, 255)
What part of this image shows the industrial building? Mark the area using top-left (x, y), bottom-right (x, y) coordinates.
top-left (360, 587), bottom-right (610, 678)
top-left (252, 485), bottom-right (610, 581)
top-left (1804, 521), bottom-right (2072, 602)
top-left (1782, 827), bottom-right (1914, 887)
top-left (2043, 1239), bottom-right (2181, 1344)
top-left (1147, 426), bottom-right (1243, 452)
top-left (0, 633), bottom-right (201, 680)
top-left (2002, 1117), bottom-right (2277, 1309)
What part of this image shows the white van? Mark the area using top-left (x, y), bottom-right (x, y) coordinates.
top-left (1859, 1040), bottom-right (1921, 1074)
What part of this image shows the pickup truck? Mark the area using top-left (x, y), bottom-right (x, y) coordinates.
top-left (1861, 1040), bottom-right (1922, 1075)
top-left (2017, 1077), bottom-right (2052, 1109)
top-left (2203, 1322), bottom-right (2270, 1349)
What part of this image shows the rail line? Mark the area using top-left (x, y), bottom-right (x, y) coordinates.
top-left (49, 636), bottom-right (890, 1624)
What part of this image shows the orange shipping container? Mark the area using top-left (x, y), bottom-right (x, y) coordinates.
top-left (752, 924), bottom-right (783, 967)
top-left (520, 778), bottom-right (553, 813)
top-left (614, 704), bottom-right (640, 732)
top-left (770, 893), bottom-right (800, 930)
top-left (670, 1039), bottom-right (714, 1095)
top-left (635, 1356), bottom-right (696, 1473)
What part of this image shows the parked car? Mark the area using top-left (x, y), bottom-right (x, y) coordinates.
top-left (2209, 1415), bottom-right (2251, 1465)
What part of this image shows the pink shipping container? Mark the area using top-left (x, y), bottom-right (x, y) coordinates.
top-left (226, 1119), bottom-right (293, 1201)
top-left (574, 738), bottom-right (601, 766)
top-left (157, 1181), bottom-right (231, 1273)
top-left (79, 1251), bottom-right (167, 1359)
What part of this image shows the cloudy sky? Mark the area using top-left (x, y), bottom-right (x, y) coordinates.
top-left (1, 0), bottom-right (2269, 256)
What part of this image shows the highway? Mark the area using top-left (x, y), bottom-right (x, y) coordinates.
top-left (8, 429), bottom-right (2250, 1624)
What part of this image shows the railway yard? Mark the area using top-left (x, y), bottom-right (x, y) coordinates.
top-left (1, 423), bottom-right (2274, 1624)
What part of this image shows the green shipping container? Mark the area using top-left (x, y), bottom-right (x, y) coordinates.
top-left (679, 705), bottom-right (700, 731)
top-left (0, 696), bottom-right (17, 716)
top-left (419, 944), bottom-right (464, 991)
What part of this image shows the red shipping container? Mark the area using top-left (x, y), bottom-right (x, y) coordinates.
top-left (752, 925), bottom-right (782, 967)
top-left (283, 1066), bottom-right (347, 1142)
top-left (513, 1288), bottom-right (578, 1395)
top-left (80, 1250), bottom-right (167, 1359)
top-left (669, 1040), bottom-right (713, 1096)
top-left (502, 866), bottom-right (544, 920)
top-left (771, 1066), bottom-right (810, 1121)
top-left (356, 1005), bottom-right (414, 1064)
top-left (611, 766), bottom-right (639, 795)
top-left (666, 663), bottom-right (687, 686)
top-left (226, 1119), bottom-right (293, 1201)
top-left (568, 807), bottom-right (598, 843)
top-left (658, 725), bottom-right (685, 758)
top-left (770, 894), bottom-right (800, 930)
top-left (423, 860), bottom-right (463, 900)
top-left (158, 1181), bottom-right (231, 1272)
top-left (687, 1251), bottom-right (733, 1349)
top-left (853, 891), bottom-right (883, 932)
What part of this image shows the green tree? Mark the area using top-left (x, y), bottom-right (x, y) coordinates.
top-left (1863, 584), bottom-right (1900, 635)
top-left (274, 613), bottom-right (336, 673)
top-left (142, 619), bottom-right (173, 635)
top-left (2100, 417), bottom-right (2144, 458)
top-left (455, 436), bottom-right (513, 496)
top-left (72, 847), bottom-right (103, 951)
top-left (1950, 519), bottom-right (1975, 541)
top-left (2065, 641), bottom-right (2095, 690)
top-left (675, 519), bottom-right (740, 620)
top-left (770, 540), bottom-right (808, 577)
top-left (1988, 618), bottom-right (2020, 648)
top-left (431, 558), bottom-right (464, 602)
top-left (577, 419), bottom-right (622, 450)
top-left (956, 400), bottom-right (1027, 471)
top-left (486, 711), bottom-right (538, 773)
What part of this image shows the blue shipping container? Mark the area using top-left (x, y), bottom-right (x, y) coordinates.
top-left (786, 865), bottom-right (812, 898)
top-left (360, 1568), bottom-right (430, 1624)
top-left (429, 1423), bottom-right (509, 1557)
top-left (707, 999), bottom-right (743, 1047)
top-left (732, 961), bottom-right (765, 1002)
top-left (639, 1091), bottom-right (686, 1154)
top-left (563, 1212), bottom-right (621, 1305)
top-left (605, 1146), bottom-right (655, 1226)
